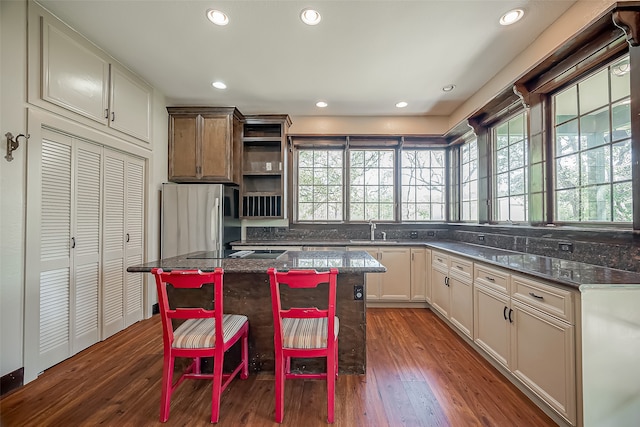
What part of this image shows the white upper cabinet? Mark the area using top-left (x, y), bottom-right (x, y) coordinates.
top-left (109, 65), bottom-right (152, 141)
top-left (30, 3), bottom-right (152, 144)
top-left (41, 17), bottom-right (110, 124)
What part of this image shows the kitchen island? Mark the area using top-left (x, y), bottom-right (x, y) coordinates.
top-left (127, 250), bottom-right (385, 374)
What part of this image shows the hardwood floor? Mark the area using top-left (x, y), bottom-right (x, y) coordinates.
top-left (1, 308), bottom-right (556, 426)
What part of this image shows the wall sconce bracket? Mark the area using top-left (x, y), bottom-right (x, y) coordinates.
top-left (5, 132), bottom-right (30, 162)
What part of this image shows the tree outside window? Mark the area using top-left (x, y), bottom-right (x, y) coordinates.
top-left (401, 150), bottom-right (446, 221)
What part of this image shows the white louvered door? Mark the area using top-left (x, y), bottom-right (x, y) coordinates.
top-left (71, 141), bottom-right (102, 353)
top-left (124, 156), bottom-right (145, 327)
top-left (37, 130), bottom-right (102, 371)
top-left (38, 132), bottom-right (73, 371)
top-left (102, 150), bottom-right (126, 338)
top-left (102, 149), bottom-right (146, 337)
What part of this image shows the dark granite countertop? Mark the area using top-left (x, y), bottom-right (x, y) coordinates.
top-left (231, 239), bottom-right (640, 289)
top-left (427, 241), bottom-right (640, 289)
top-left (232, 239), bottom-right (428, 247)
top-left (127, 250), bottom-right (387, 274)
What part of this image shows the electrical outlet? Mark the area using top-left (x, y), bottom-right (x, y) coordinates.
top-left (354, 285), bottom-right (364, 300)
top-left (427, 231), bottom-right (435, 237)
top-left (558, 242), bottom-right (573, 252)
top-left (410, 231), bottom-right (418, 239)
top-left (478, 235), bottom-right (485, 242)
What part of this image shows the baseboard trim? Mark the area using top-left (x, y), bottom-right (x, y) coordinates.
top-left (1, 367), bottom-right (24, 397)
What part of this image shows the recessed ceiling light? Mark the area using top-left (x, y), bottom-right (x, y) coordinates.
top-left (316, 101), bottom-right (328, 108)
top-left (395, 101), bottom-right (408, 108)
top-left (206, 9), bottom-right (229, 26)
top-left (499, 9), bottom-right (524, 26)
top-left (212, 81), bottom-right (227, 89)
top-left (442, 85), bottom-right (456, 92)
top-left (301, 9), bottom-right (321, 25)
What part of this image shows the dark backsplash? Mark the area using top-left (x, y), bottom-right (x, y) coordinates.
top-left (246, 223), bottom-right (640, 272)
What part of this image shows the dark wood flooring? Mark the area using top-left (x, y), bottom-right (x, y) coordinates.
top-left (0, 308), bottom-right (556, 426)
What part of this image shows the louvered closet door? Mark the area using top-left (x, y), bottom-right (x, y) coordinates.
top-left (37, 130), bottom-right (102, 371)
top-left (102, 150), bottom-right (126, 339)
top-left (38, 131), bottom-right (73, 371)
top-left (124, 156), bottom-right (145, 326)
top-left (71, 140), bottom-right (102, 353)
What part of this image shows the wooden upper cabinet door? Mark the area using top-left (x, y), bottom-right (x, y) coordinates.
top-left (167, 107), bottom-right (243, 183)
top-left (201, 115), bottom-right (232, 181)
top-left (168, 115), bottom-right (198, 180)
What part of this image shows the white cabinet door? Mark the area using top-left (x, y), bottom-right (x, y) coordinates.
top-left (379, 247), bottom-right (411, 301)
top-left (410, 248), bottom-right (427, 301)
top-left (449, 275), bottom-right (473, 339)
top-left (109, 65), bottom-right (152, 142)
top-left (511, 301), bottom-right (576, 425)
top-left (474, 284), bottom-right (510, 369)
top-left (431, 265), bottom-right (450, 317)
top-left (363, 248), bottom-right (381, 300)
top-left (124, 156), bottom-right (145, 327)
top-left (41, 14), bottom-right (109, 124)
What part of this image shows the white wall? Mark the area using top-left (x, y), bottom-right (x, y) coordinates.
top-left (1, 0), bottom-right (29, 378)
top-left (0, 0), bottom-right (168, 378)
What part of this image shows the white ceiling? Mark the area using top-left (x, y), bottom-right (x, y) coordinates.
top-left (37, 0), bottom-right (577, 117)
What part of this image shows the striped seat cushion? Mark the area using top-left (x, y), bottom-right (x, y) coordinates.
top-left (281, 317), bottom-right (339, 349)
top-left (172, 314), bottom-right (248, 349)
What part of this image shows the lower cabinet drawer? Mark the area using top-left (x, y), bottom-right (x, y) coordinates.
top-left (511, 275), bottom-right (574, 323)
top-left (474, 264), bottom-right (510, 294)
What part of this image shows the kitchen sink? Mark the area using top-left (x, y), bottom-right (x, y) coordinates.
top-left (349, 239), bottom-right (402, 244)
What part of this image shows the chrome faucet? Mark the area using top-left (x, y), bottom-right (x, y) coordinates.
top-left (381, 231), bottom-right (387, 241)
top-left (369, 219), bottom-right (376, 241)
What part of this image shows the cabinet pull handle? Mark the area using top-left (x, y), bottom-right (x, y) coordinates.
top-left (104, 109), bottom-right (109, 119)
top-left (437, 258), bottom-right (443, 263)
top-left (126, 233), bottom-right (130, 243)
top-left (503, 306), bottom-right (508, 320)
top-left (111, 111), bottom-right (115, 122)
top-left (456, 265), bottom-right (463, 270)
top-left (411, 253), bottom-right (414, 261)
top-left (485, 276), bottom-right (495, 282)
top-left (444, 276), bottom-right (449, 287)
top-left (529, 292), bottom-right (544, 300)
top-left (508, 308), bottom-right (514, 323)
top-left (71, 237), bottom-right (76, 249)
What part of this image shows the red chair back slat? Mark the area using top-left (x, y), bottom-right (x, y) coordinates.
top-left (151, 268), bottom-right (225, 351)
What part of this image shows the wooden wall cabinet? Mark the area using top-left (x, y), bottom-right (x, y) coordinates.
top-left (167, 107), bottom-right (244, 184)
top-left (241, 115), bottom-right (291, 218)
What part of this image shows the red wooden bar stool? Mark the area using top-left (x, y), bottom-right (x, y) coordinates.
top-left (267, 267), bottom-right (339, 423)
top-left (151, 268), bottom-right (249, 423)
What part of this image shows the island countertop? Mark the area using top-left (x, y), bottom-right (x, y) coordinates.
top-left (126, 250), bottom-right (386, 274)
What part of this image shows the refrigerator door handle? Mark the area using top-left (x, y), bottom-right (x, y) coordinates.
top-left (211, 197), bottom-right (220, 245)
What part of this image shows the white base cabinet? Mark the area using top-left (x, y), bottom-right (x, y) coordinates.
top-left (473, 263), bottom-right (576, 426)
top-left (431, 251), bottom-right (473, 338)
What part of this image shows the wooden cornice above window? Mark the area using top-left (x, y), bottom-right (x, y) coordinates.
top-left (289, 134), bottom-right (447, 149)
top-left (447, 2), bottom-right (638, 142)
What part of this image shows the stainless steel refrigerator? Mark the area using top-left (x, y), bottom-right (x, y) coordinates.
top-left (161, 183), bottom-right (241, 258)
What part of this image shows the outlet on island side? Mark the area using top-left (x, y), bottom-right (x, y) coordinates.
top-left (478, 235), bottom-right (485, 242)
top-left (354, 285), bottom-right (364, 300)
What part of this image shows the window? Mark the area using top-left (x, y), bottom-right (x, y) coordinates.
top-left (401, 150), bottom-right (446, 221)
top-left (297, 149), bottom-right (343, 221)
top-left (349, 150), bottom-right (394, 221)
top-left (553, 55), bottom-right (632, 223)
top-left (461, 139), bottom-right (478, 221)
top-left (494, 112), bottom-right (528, 222)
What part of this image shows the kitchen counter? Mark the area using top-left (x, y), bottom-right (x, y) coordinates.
top-left (127, 250), bottom-right (385, 374)
top-left (232, 240), bottom-right (640, 289)
top-left (127, 250), bottom-right (386, 274)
